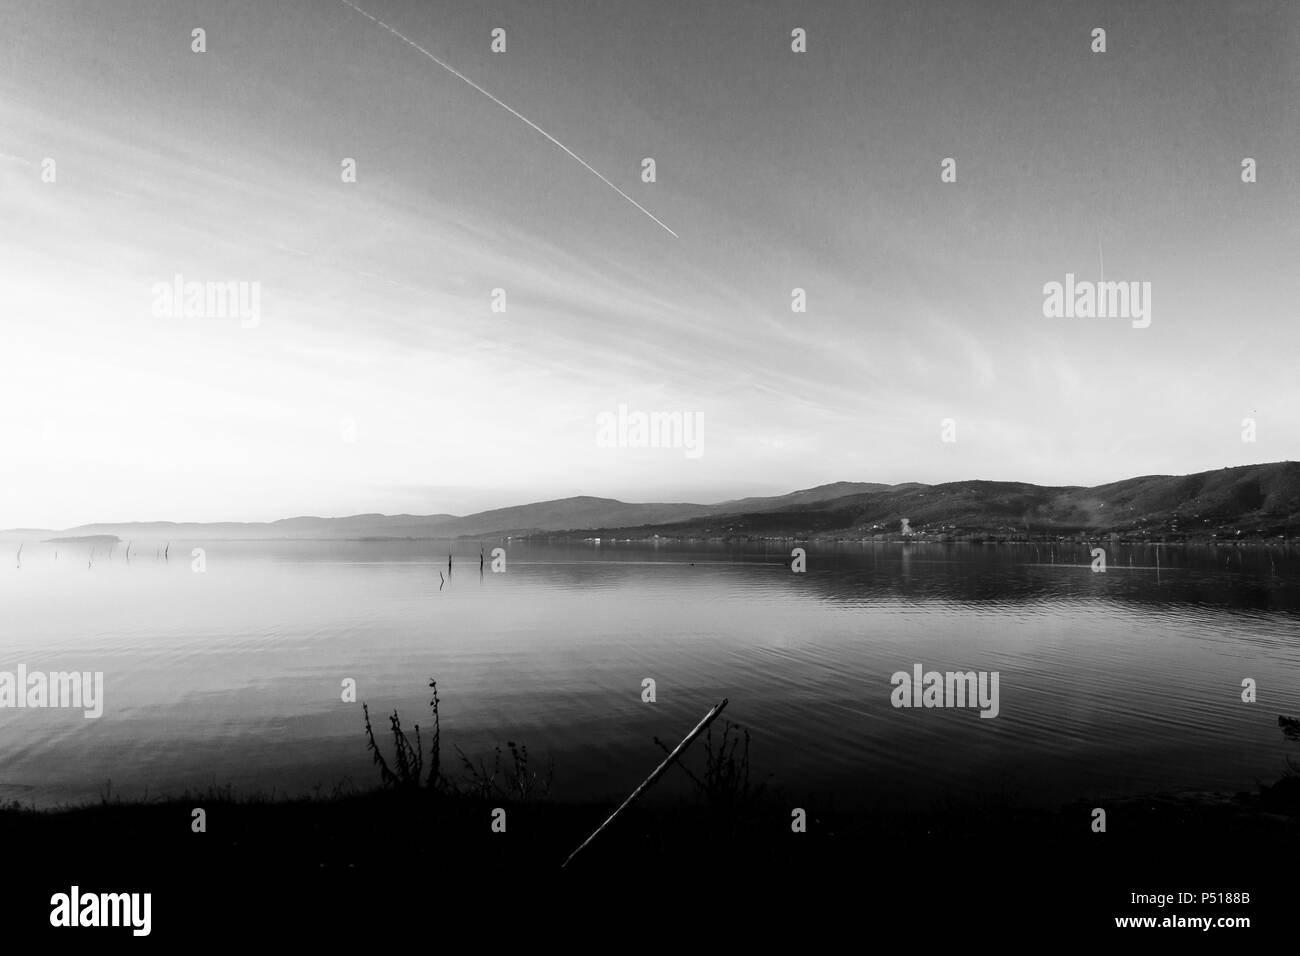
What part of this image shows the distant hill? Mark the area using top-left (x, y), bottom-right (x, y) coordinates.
top-left (582, 463), bottom-right (1300, 540)
top-left (431, 496), bottom-right (714, 537)
top-left (19, 514), bottom-right (462, 542)
top-left (711, 482), bottom-right (913, 513)
top-left (5, 462), bottom-right (1298, 542)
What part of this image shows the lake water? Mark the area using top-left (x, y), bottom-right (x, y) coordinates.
top-left (2, 539), bottom-right (1299, 810)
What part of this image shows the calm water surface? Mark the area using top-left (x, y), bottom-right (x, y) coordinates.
top-left (3, 539), bottom-right (1299, 809)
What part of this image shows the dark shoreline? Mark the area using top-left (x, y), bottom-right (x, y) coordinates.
top-left (531, 532), bottom-right (1300, 545)
top-left (5, 772), bottom-right (1297, 938)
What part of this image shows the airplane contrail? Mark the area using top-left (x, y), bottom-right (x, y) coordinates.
top-left (338, 0), bottom-right (678, 238)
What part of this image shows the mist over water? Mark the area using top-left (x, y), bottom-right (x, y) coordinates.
top-left (2, 539), bottom-right (1298, 810)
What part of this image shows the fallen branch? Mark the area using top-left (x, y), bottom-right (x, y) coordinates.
top-left (561, 698), bottom-right (728, 869)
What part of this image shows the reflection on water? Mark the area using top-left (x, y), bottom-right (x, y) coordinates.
top-left (2, 539), bottom-right (1298, 809)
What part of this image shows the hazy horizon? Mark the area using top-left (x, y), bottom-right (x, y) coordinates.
top-left (3, 457), bottom-right (1294, 532)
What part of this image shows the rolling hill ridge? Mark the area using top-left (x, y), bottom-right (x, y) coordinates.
top-left (5, 462), bottom-right (1298, 541)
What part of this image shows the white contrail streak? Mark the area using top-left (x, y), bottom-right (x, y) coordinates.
top-left (339, 0), bottom-right (678, 238)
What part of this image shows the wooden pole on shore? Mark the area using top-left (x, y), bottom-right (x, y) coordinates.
top-left (561, 697), bottom-right (728, 869)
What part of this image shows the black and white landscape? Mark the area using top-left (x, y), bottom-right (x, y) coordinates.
top-left (2, 0), bottom-right (1298, 942)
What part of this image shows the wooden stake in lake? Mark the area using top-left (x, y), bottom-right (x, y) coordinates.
top-left (561, 698), bottom-right (729, 869)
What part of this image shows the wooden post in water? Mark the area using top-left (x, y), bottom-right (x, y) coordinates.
top-left (561, 698), bottom-right (729, 869)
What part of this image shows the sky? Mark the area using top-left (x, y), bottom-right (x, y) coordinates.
top-left (1, 0), bottom-right (1298, 528)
